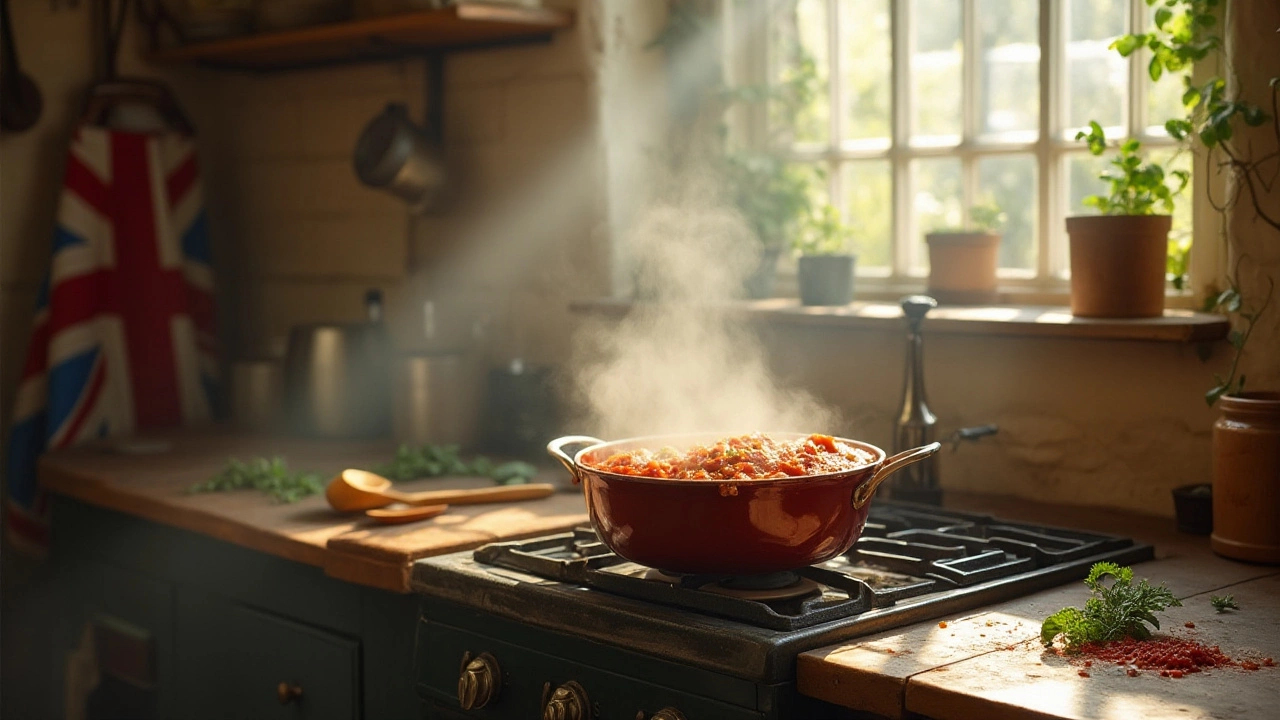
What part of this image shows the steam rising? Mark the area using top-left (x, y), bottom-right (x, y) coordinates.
top-left (571, 166), bottom-right (842, 441)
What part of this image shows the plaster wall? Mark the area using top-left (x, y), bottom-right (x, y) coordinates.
top-left (756, 323), bottom-right (1226, 518)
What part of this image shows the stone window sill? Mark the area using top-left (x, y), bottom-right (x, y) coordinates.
top-left (569, 298), bottom-right (1230, 344)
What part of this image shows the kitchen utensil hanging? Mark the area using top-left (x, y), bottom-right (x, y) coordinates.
top-left (353, 55), bottom-right (447, 211)
top-left (82, 0), bottom-right (195, 135)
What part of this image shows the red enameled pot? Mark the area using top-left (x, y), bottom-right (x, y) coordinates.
top-left (547, 433), bottom-right (941, 575)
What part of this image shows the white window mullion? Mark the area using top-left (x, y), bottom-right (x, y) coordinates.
top-left (1040, 0), bottom-right (1060, 279)
top-left (828, 0), bottom-right (843, 216)
top-left (1126, 0), bottom-right (1144, 139)
top-left (962, 0), bottom-right (978, 218)
top-left (891, 0), bottom-right (912, 279)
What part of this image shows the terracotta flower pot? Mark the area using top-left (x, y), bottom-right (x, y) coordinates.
top-left (925, 231), bottom-right (1000, 304)
top-left (797, 254), bottom-right (856, 306)
top-left (1065, 215), bottom-right (1171, 318)
top-left (1211, 392), bottom-right (1280, 564)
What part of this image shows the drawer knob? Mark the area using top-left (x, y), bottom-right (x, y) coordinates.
top-left (457, 652), bottom-right (500, 710)
top-left (541, 680), bottom-right (589, 720)
top-left (276, 681), bottom-right (303, 705)
top-left (651, 709), bottom-right (687, 720)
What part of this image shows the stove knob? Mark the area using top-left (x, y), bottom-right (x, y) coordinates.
top-left (541, 680), bottom-right (590, 720)
top-left (457, 652), bottom-right (500, 710)
top-left (650, 709), bottom-right (687, 720)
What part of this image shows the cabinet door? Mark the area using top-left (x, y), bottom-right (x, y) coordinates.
top-left (178, 593), bottom-right (360, 720)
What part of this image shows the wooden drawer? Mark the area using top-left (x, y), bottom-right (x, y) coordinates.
top-left (178, 594), bottom-right (360, 720)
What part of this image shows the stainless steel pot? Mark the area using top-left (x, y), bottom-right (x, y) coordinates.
top-left (353, 102), bottom-right (446, 211)
top-left (230, 359), bottom-right (283, 432)
top-left (394, 352), bottom-right (480, 450)
top-left (282, 322), bottom-right (391, 438)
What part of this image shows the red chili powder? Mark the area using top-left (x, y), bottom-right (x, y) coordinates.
top-left (1075, 637), bottom-right (1237, 675)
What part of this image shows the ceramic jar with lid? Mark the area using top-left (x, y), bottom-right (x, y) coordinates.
top-left (1211, 391), bottom-right (1280, 564)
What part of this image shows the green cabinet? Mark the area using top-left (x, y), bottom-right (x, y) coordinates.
top-left (50, 497), bottom-right (423, 720)
top-left (178, 594), bottom-right (359, 719)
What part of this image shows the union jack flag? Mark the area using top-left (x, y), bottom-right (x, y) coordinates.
top-left (5, 127), bottom-right (218, 549)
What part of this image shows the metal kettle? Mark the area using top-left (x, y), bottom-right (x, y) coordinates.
top-left (281, 291), bottom-right (392, 438)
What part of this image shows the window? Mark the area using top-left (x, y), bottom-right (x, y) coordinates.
top-left (729, 0), bottom-right (1194, 296)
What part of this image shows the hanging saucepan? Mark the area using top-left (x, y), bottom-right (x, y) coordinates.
top-left (353, 102), bottom-right (447, 212)
top-left (547, 433), bottom-right (940, 575)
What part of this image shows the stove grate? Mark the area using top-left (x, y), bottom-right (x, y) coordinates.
top-left (466, 502), bottom-right (1150, 632)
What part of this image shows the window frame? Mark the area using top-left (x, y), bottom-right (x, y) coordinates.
top-left (727, 0), bottom-right (1215, 306)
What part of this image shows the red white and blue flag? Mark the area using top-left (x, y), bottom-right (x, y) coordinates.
top-left (5, 127), bottom-right (218, 549)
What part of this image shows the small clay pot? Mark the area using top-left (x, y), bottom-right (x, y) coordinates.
top-left (1171, 483), bottom-right (1212, 535)
top-left (925, 231), bottom-right (1000, 305)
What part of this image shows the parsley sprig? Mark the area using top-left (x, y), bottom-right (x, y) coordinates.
top-left (1041, 562), bottom-right (1182, 649)
top-left (1210, 594), bottom-right (1239, 613)
top-left (188, 445), bottom-right (540, 505)
top-left (188, 457), bottom-right (323, 504)
top-left (372, 444), bottom-right (538, 486)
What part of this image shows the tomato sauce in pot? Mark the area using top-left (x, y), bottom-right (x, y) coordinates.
top-left (586, 432), bottom-right (876, 480)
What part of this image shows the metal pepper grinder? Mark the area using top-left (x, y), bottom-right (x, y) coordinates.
top-left (892, 295), bottom-right (941, 504)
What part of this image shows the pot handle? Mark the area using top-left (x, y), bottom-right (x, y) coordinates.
top-left (546, 436), bottom-right (604, 486)
top-left (852, 442), bottom-right (941, 509)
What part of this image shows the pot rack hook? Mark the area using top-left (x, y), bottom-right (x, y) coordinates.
top-left (424, 52), bottom-right (444, 147)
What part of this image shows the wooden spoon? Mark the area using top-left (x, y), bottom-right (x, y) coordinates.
top-left (365, 503), bottom-right (449, 525)
top-left (326, 468), bottom-right (556, 513)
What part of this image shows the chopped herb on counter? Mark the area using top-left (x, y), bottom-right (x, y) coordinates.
top-left (373, 444), bottom-right (538, 485)
top-left (188, 457), bottom-right (323, 504)
top-left (1211, 594), bottom-right (1240, 613)
top-left (1041, 562), bottom-right (1182, 650)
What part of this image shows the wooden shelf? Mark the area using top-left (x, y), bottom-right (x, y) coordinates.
top-left (571, 298), bottom-right (1232, 344)
top-left (148, 3), bottom-right (575, 71)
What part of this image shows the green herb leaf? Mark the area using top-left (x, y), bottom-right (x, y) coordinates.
top-left (188, 457), bottom-right (324, 504)
top-left (1210, 594), bottom-right (1239, 612)
top-left (372, 444), bottom-right (539, 486)
top-left (1041, 562), bottom-right (1182, 650)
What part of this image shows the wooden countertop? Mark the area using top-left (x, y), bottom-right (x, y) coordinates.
top-left (797, 494), bottom-right (1280, 720)
top-left (38, 428), bottom-right (588, 593)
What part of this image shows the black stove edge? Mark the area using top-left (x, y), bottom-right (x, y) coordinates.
top-left (410, 540), bottom-right (1154, 684)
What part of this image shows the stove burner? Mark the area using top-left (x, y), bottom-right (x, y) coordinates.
top-left (703, 576), bottom-right (821, 602)
top-left (716, 571), bottom-right (802, 592)
top-left (643, 568), bottom-right (821, 601)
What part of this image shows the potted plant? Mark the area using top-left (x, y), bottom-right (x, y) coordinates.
top-left (721, 153), bottom-right (817, 298)
top-left (925, 202), bottom-right (1006, 305)
top-left (1066, 122), bottom-right (1189, 318)
top-left (793, 204), bottom-right (856, 306)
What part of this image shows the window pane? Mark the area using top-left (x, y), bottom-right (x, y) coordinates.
top-left (910, 0), bottom-right (962, 143)
top-left (1064, 0), bottom-right (1128, 135)
top-left (912, 157), bottom-right (964, 272)
top-left (773, 0), bottom-right (830, 146)
top-left (1060, 152), bottom-right (1114, 277)
top-left (1147, 147), bottom-right (1193, 234)
top-left (1066, 151), bottom-right (1110, 217)
top-left (977, 154), bottom-right (1038, 270)
top-left (841, 160), bottom-right (893, 270)
top-left (978, 0), bottom-right (1040, 137)
top-left (840, 0), bottom-right (892, 143)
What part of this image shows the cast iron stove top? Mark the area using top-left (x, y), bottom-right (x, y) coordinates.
top-left (411, 501), bottom-right (1153, 686)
